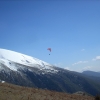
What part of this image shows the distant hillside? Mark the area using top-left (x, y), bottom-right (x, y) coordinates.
top-left (82, 71), bottom-right (100, 77)
top-left (0, 83), bottom-right (94, 100)
top-left (82, 70), bottom-right (100, 85)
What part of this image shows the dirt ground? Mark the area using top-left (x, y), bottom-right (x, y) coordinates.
top-left (0, 83), bottom-right (95, 100)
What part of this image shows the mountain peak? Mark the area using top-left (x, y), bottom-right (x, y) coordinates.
top-left (0, 48), bottom-right (55, 72)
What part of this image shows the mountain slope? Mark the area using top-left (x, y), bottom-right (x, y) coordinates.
top-left (0, 48), bottom-right (100, 96)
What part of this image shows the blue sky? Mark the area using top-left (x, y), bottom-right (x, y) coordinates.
top-left (0, 0), bottom-right (100, 72)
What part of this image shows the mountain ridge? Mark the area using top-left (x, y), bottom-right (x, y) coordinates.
top-left (0, 48), bottom-right (100, 96)
top-left (0, 48), bottom-right (57, 73)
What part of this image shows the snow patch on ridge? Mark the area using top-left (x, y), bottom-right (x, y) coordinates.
top-left (0, 48), bottom-right (56, 72)
top-left (0, 49), bottom-right (50, 67)
top-left (0, 59), bottom-right (18, 71)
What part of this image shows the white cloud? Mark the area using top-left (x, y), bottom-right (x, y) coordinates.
top-left (64, 67), bottom-right (70, 70)
top-left (54, 63), bottom-right (62, 67)
top-left (81, 49), bottom-right (85, 51)
top-left (81, 66), bottom-right (100, 72)
top-left (92, 56), bottom-right (100, 61)
top-left (72, 61), bottom-right (88, 66)
top-left (82, 66), bottom-right (92, 71)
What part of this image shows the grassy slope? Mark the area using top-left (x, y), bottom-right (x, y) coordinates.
top-left (0, 82), bottom-right (94, 100)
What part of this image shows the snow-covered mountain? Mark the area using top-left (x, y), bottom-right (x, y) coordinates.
top-left (0, 48), bottom-right (100, 96)
top-left (0, 48), bottom-right (57, 73)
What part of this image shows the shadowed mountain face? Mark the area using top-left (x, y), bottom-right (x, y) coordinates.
top-left (0, 48), bottom-right (100, 96)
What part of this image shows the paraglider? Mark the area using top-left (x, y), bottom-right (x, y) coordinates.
top-left (47, 48), bottom-right (51, 55)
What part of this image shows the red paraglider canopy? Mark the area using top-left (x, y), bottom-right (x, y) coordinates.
top-left (47, 48), bottom-right (51, 52)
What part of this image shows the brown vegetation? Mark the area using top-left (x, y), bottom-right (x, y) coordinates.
top-left (95, 95), bottom-right (100, 100)
top-left (0, 82), bottom-right (94, 100)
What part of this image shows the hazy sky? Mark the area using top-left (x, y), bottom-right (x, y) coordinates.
top-left (0, 0), bottom-right (100, 72)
